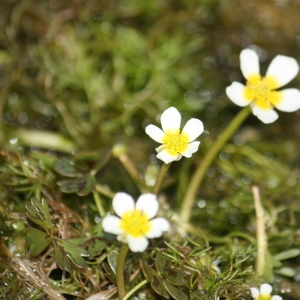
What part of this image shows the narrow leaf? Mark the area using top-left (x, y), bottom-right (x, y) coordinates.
top-left (163, 281), bottom-right (188, 300)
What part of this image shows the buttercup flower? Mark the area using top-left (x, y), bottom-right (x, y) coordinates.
top-left (102, 192), bottom-right (169, 252)
top-left (250, 283), bottom-right (282, 300)
top-left (145, 107), bottom-right (204, 164)
top-left (226, 48), bottom-right (300, 123)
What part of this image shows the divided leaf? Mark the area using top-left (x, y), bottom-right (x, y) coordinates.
top-left (52, 238), bottom-right (89, 273)
top-left (54, 157), bottom-right (83, 177)
top-left (57, 175), bottom-right (95, 196)
top-left (25, 197), bottom-right (53, 235)
top-left (25, 227), bottom-right (51, 256)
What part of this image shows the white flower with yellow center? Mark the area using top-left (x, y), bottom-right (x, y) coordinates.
top-left (102, 192), bottom-right (170, 252)
top-left (226, 48), bottom-right (300, 124)
top-left (145, 107), bottom-right (204, 164)
top-left (251, 283), bottom-right (282, 300)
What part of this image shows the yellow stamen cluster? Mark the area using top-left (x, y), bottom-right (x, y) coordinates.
top-left (243, 74), bottom-right (282, 110)
top-left (162, 128), bottom-right (189, 156)
top-left (256, 295), bottom-right (271, 300)
top-left (119, 210), bottom-right (151, 237)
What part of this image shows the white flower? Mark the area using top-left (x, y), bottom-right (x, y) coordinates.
top-left (102, 192), bottom-right (170, 252)
top-left (250, 283), bottom-right (282, 300)
top-left (145, 107), bottom-right (204, 164)
top-left (226, 48), bottom-right (300, 124)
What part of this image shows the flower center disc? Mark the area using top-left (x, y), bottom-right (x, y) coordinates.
top-left (244, 74), bottom-right (282, 110)
top-left (120, 210), bottom-right (151, 237)
top-left (162, 129), bottom-right (189, 156)
top-left (257, 295), bottom-right (271, 300)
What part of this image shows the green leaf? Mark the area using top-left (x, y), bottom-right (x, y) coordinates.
top-left (151, 274), bottom-right (170, 299)
top-left (108, 251), bottom-right (119, 275)
top-left (57, 175), bottom-right (95, 196)
top-left (102, 262), bottom-right (116, 284)
top-left (25, 197), bottom-right (53, 235)
top-left (273, 248), bottom-right (300, 261)
top-left (25, 227), bottom-right (51, 256)
top-left (52, 238), bottom-right (89, 273)
top-left (163, 281), bottom-right (188, 300)
top-left (54, 158), bottom-right (83, 177)
top-left (155, 251), bottom-right (168, 275)
top-left (275, 267), bottom-right (296, 277)
top-left (141, 261), bottom-right (159, 282)
top-left (87, 238), bottom-right (106, 259)
top-left (155, 251), bottom-right (187, 286)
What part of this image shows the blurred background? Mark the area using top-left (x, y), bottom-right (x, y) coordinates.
top-left (1, 0), bottom-right (300, 299)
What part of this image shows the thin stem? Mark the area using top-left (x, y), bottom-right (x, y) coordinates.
top-left (116, 244), bottom-right (129, 300)
top-left (152, 163), bottom-right (171, 195)
top-left (252, 186), bottom-right (267, 276)
top-left (123, 280), bottom-right (148, 300)
top-left (180, 106), bottom-right (251, 224)
top-left (95, 183), bottom-right (115, 199)
top-left (118, 153), bottom-right (147, 193)
top-left (92, 191), bottom-right (105, 217)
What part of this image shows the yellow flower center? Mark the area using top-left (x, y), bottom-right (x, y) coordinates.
top-left (162, 128), bottom-right (189, 156)
top-left (243, 74), bottom-right (282, 110)
top-left (119, 210), bottom-right (151, 238)
top-left (256, 295), bottom-right (271, 300)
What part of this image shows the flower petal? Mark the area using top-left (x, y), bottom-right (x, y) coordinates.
top-left (271, 296), bottom-right (282, 300)
top-left (250, 287), bottom-right (260, 298)
top-left (127, 235), bottom-right (149, 252)
top-left (112, 192), bottom-right (135, 217)
top-left (260, 283), bottom-right (272, 295)
top-left (161, 107), bottom-right (181, 132)
top-left (102, 215), bottom-right (123, 235)
top-left (180, 141), bottom-right (200, 158)
top-left (240, 49), bottom-right (260, 79)
top-left (273, 88), bottom-right (300, 112)
top-left (252, 106), bottom-right (278, 124)
top-left (226, 82), bottom-right (250, 107)
top-left (181, 118), bottom-right (204, 142)
top-left (136, 193), bottom-right (158, 219)
top-left (145, 218), bottom-right (170, 238)
top-left (145, 125), bottom-right (165, 143)
top-left (266, 55), bottom-right (299, 88)
top-left (156, 149), bottom-right (180, 164)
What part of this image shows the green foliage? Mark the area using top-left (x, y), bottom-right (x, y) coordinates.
top-left (0, 0), bottom-right (300, 299)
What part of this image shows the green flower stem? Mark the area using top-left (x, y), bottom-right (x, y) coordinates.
top-left (92, 191), bottom-right (105, 217)
top-left (118, 153), bottom-right (147, 193)
top-left (152, 163), bottom-right (171, 195)
top-left (116, 244), bottom-right (129, 300)
top-left (123, 280), bottom-right (148, 300)
top-left (95, 183), bottom-right (115, 199)
top-left (252, 186), bottom-right (267, 276)
top-left (180, 106), bottom-right (251, 224)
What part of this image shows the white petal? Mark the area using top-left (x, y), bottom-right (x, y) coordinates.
top-left (226, 82), bottom-right (250, 107)
top-left (250, 288), bottom-right (259, 299)
top-left (161, 107), bottom-right (181, 132)
top-left (102, 215), bottom-right (123, 235)
top-left (181, 118), bottom-right (204, 142)
top-left (145, 218), bottom-right (170, 238)
top-left (271, 296), bottom-right (282, 300)
top-left (266, 55), bottom-right (299, 88)
top-left (274, 89), bottom-right (300, 112)
top-left (136, 193), bottom-right (158, 219)
top-left (156, 149), bottom-right (179, 164)
top-left (250, 287), bottom-right (259, 298)
top-left (127, 235), bottom-right (149, 252)
top-left (260, 283), bottom-right (272, 295)
top-left (145, 125), bottom-right (164, 143)
top-left (252, 106), bottom-right (278, 124)
top-left (240, 49), bottom-right (260, 79)
top-left (180, 141), bottom-right (200, 158)
top-left (112, 192), bottom-right (135, 217)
